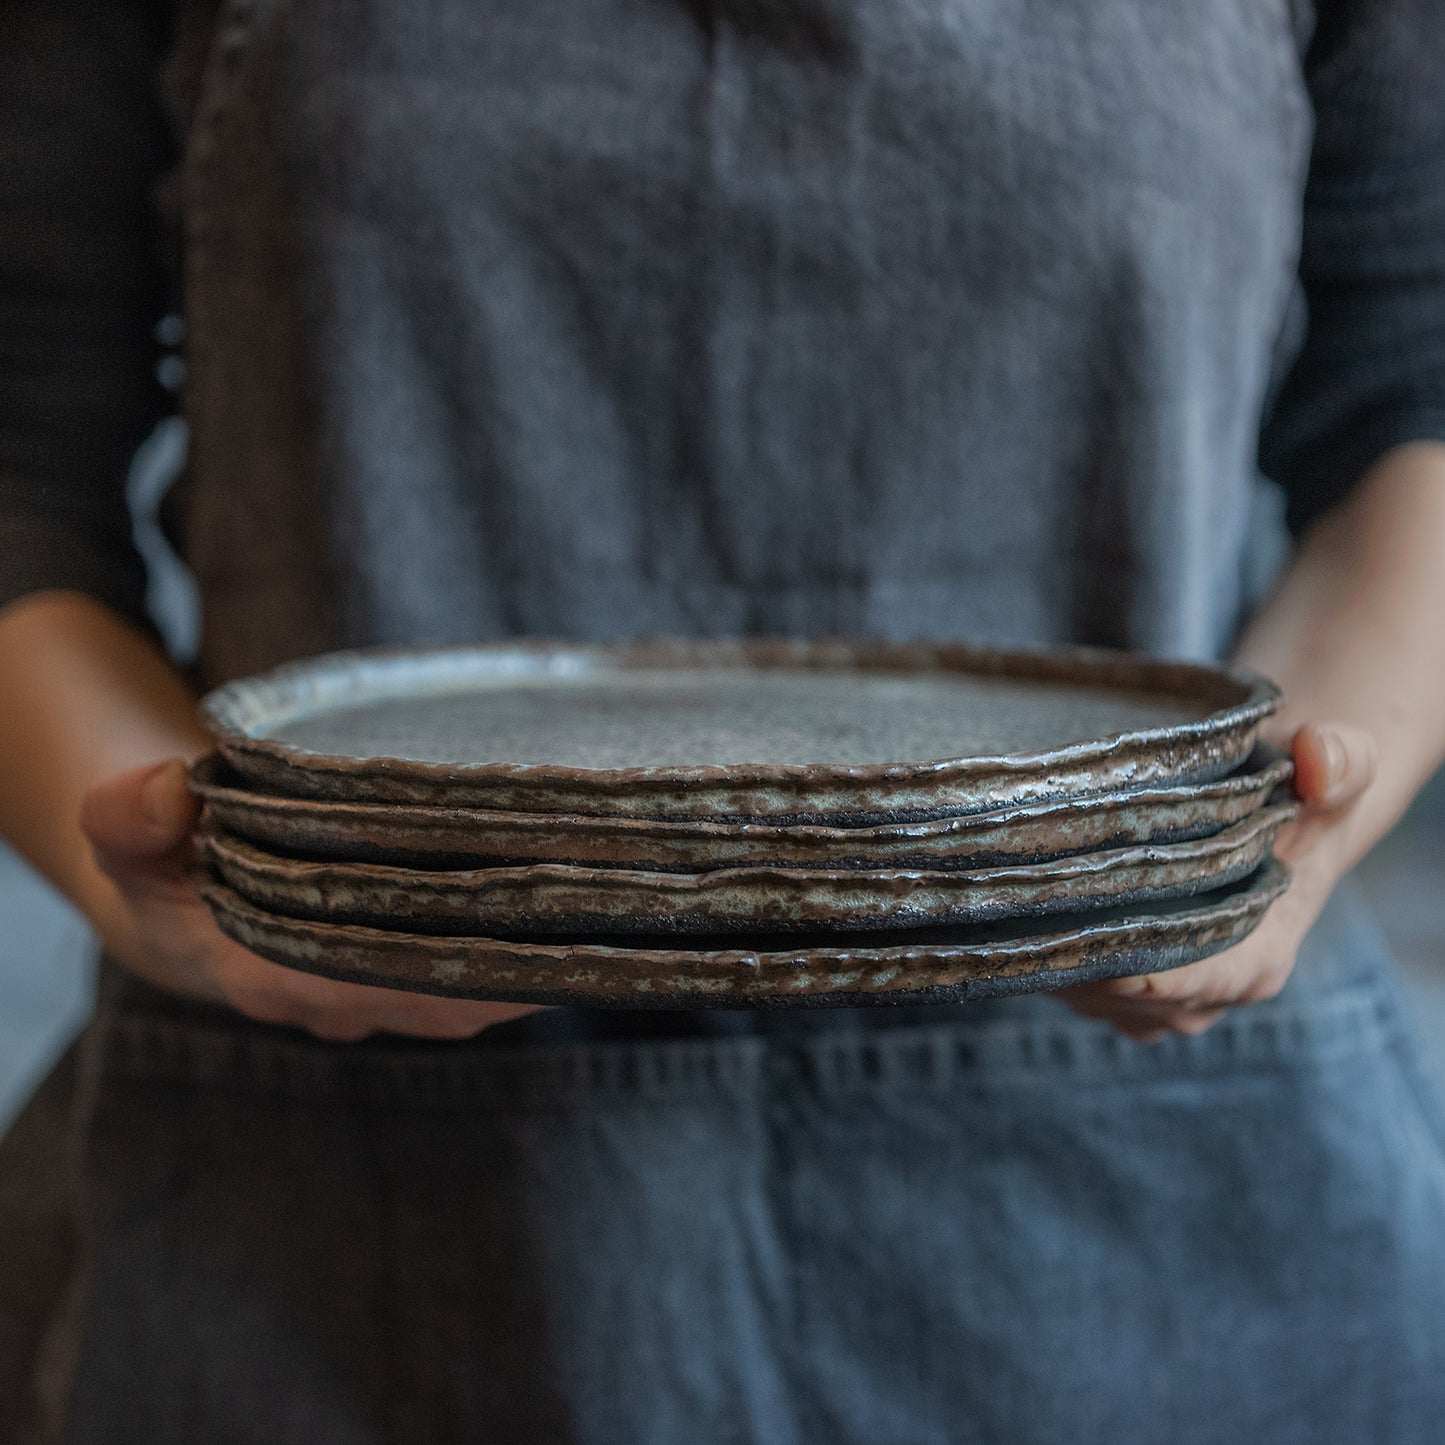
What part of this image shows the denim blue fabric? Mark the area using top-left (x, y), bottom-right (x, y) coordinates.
top-left (4, 4), bottom-right (1445, 634)
top-left (0, 887), bottom-right (1429, 1444)
top-left (171, 0), bottom-right (1321, 678)
top-left (0, 888), bottom-right (1436, 1442)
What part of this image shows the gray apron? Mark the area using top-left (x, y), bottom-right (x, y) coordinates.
top-left (4, 1), bottom-right (1445, 1439)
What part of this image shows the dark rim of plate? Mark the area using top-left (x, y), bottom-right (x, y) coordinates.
top-left (200, 639), bottom-right (1280, 793)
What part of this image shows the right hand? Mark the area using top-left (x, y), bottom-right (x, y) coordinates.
top-left (81, 759), bottom-right (541, 1042)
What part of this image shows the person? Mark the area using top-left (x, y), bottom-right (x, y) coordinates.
top-left (2, 0), bottom-right (1444, 1439)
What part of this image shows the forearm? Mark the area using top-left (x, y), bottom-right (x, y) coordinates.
top-left (0, 589), bottom-right (207, 925)
top-left (1238, 440), bottom-right (1445, 870)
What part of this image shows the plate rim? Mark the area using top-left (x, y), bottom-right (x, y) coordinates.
top-left (197, 800), bottom-right (1296, 896)
top-left (193, 858), bottom-right (1290, 1005)
top-left (189, 747), bottom-right (1294, 846)
top-left (201, 639), bottom-right (1279, 801)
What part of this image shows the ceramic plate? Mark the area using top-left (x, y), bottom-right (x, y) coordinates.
top-left (201, 640), bottom-right (1278, 820)
top-left (198, 801), bottom-right (1294, 936)
top-left (190, 749), bottom-right (1292, 873)
top-left (193, 859), bottom-right (1290, 1006)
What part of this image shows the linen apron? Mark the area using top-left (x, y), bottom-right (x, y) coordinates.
top-left (3, 1), bottom-right (1445, 1440)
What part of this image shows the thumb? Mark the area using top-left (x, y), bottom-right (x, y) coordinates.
top-left (81, 759), bottom-right (201, 881)
top-left (1289, 721), bottom-right (1378, 812)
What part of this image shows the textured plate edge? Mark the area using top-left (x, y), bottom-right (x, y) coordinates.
top-left (194, 801), bottom-right (1298, 936)
top-left (192, 859), bottom-right (1290, 1006)
top-left (200, 640), bottom-right (1280, 811)
top-left (188, 748), bottom-right (1295, 846)
top-left (195, 797), bottom-right (1300, 895)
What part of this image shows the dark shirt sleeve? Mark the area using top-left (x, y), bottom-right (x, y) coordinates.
top-left (1260, 0), bottom-right (1445, 533)
top-left (0, 0), bottom-right (172, 625)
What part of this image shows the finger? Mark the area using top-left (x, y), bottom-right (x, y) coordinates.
top-left (313, 997), bottom-right (543, 1041)
top-left (1099, 959), bottom-right (1225, 1005)
top-left (1289, 721), bottom-right (1378, 811)
top-left (1061, 955), bottom-right (1227, 1010)
top-left (215, 950), bottom-right (541, 1040)
top-left (1060, 939), bottom-right (1267, 1015)
top-left (1058, 988), bottom-right (1227, 1039)
top-left (1111, 1008), bottom-right (1226, 1038)
top-left (340, 1001), bottom-right (543, 1042)
top-left (81, 760), bottom-right (200, 881)
top-left (102, 848), bottom-right (541, 1040)
top-left (1059, 898), bottom-right (1299, 1029)
top-left (1067, 950), bottom-right (1276, 1012)
top-left (1167, 1008), bottom-right (1227, 1035)
top-left (151, 873), bottom-right (539, 1040)
top-left (262, 968), bottom-right (538, 1034)
top-left (275, 998), bottom-right (542, 1043)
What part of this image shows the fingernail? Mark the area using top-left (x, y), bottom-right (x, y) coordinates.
top-left (1114, 976), bottom-right (1150, 996)
top-left (1317, 727), bottom-right (1345, 787)
top-left (141, 762), bottom-right (183, 825)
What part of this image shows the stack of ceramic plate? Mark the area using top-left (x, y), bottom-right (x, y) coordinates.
top-left (190, 640), bottom-right (1295, 1007)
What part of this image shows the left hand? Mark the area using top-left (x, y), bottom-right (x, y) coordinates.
top-left (1056, 721), bottom-right (1378, 1041)
top-left (82, 759), bottom-right (544, 1042)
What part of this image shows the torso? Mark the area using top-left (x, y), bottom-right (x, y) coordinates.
top-left (164, 0), bottom-right (1313, 684)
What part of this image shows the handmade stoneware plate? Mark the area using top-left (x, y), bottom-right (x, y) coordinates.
top-left (200, 641), bottom-right (1279, 820)
top-left (197, 801), bottom-right (1295, 936)
top-left (190, 748), bottom-right (1292, 873)
top-left (193, 859), bottom-right (1290, 1006)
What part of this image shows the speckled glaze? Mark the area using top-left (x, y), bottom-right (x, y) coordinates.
top-left (198, 802), bottom-right (1294, 936)
top-left (193, 860), bottom-right (1290, 1006)
top-left (190, 749), bottom-right (1292, 872)
top-left (200, 640), bottom-right (1279, 820)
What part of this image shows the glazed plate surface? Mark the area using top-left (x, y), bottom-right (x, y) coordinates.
top-left (202, 640), bottom-right (1278, 819)
top-left (194, 860), bottom-right (1290, 1007)
top-left (191, 748), bottom-right (1292, 872)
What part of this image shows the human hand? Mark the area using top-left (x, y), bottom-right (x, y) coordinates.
top-left (81, 759), bottom-right (541, 1042)
top-left (1055, 722), bottom-right (1378, 1041)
